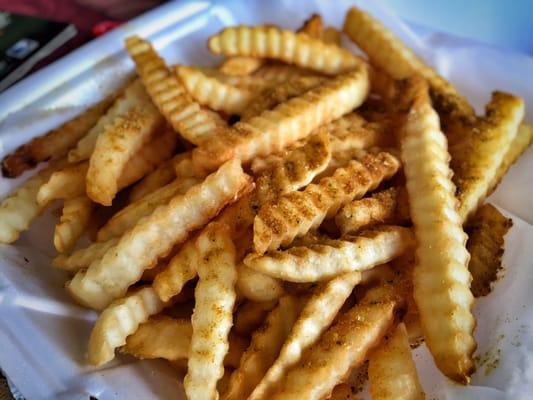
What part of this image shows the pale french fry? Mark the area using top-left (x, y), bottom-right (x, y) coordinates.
top-left (125, 36), bottom-right (228, 145)
top-left (399, 77), bottom-right (476, 383)
top-left (466, 204), bottom-right (512, 297)
top-left (271, 285), bottom-right (399, 399)
top-left (450, 92), bottom-right (524, 222)
top-left (240, 76), bottom-right (325, 122)
top-left (255, 130), bottom-right (331, 205)
top-left (115, 125), bottom-right (178, 190)
top-left (196, 67), bottom-right (271, 91)
top-left (236, 263), bottom-right (285, 302)
top-left (343, 6), bottom-right (475, 121)
top-left (222, 295), bottom-right (301, 400)
top-left (52, 237), bottom-right (119, 272)
top-left (488, 122), bottom-right (533, 195)
top-left (88, 286), bottom-right (167, 366)
top-left (219, 56), bottom-right (264, 76)
top-left (250, 271), bottom-right (362, 400)
top-left (176, 66), bottom-right (254, 115)
top-left (68, 79), bottom-right (143, 163)
top-left (0, 158), bottom-right (67, 243)
top-left (1, 97), bottom-right (114, 178)
top-left (122, 315), bottom-right (192, 361)
top-left (173, 151), bottom-right (201, 179)
top-left (193, 69), bottom-right (369, 173)
top-left (185, 222), bottom-right (238, 400)
top-left (234, 300), bottom-right (277, 336)
top-left (67, 159), bottom-right (251, 309)
top-left (245, 226), bottom-right (414, 282)
top-left (253, 151), bottom-right (400, 253)
top-left (86, 88), bottom-right (164, 205)
top-left (335, 187), bottom-right (409, 235)
top-left (36, 162), bottom-right (88, 207)
top-left (368, 323), bottom-right (425, 400)
top-left (252, 63), bottom-right (316, 84)
top-left (208, 26), bottom-right (363, 75)
top-left (54, 196), bottom-right (94, 253)
top-left (96, 177), bottom-right (200, 242)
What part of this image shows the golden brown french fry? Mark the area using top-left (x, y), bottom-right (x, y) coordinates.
top-left (219, 56), bottom-right (265, 76)
top-left (67, 159), bottom-right (251, 310)
top-left (343, 6), bottom-right (475, 122)
top-left (245, 226), bottom-right (414, 282)
top-left (54, 196), bottom-right (94, 253)
top-left (185, 223), bottom-right (238, 400)
top-left (252, 63), bottom-right (316, 84)
top-left (173, 151), bottom-right (201, 179)
top-left (1, 97), bottom-right (114, 178)
top-left (208, 26), bottom-right (363, 75)
top-left (96, 177), bottom-right (200, 242)
top-left (399, 77), bottom-right (476, 383)
top-left (368, 323), bottom-right (425, 400)
top-left (52, 237), bottom-right (119, 272)
top-left (271, 284), bottom-right (399, 399)
top-left (176, 66), bottom-right (254, 115)
top-left (125, 36), bottom-right (228, 145)
top-left (222, 295), bottom-right (301, 400)
top-left (36, 162), bottom-right (88, 207)
top-left (335, 187), bottom-right (409, 235)
top-left (250, 271), bottom-right (362, 400)
top-left (234, 300), bottom-right (277, 337)
top-left (466, 204), bottom-right (512, 297)
top-left (193, 68), bottom-right (369, 173)
top-left (450, 92), bottom-right (524, 222)
top-left (236, 263), bottom-right (285, 302)
top-left (0, 158), bottom-right (68, 243)
top-left (255, 130), bottom-right (331, 205)
top-left (253, 151), bottom-right (399, 253)
top-left (68, 79), bottom-right (143, 163)
top-left (323, 27), bottom-right (342, 45)
top-left (128, 155), bottom-right (179, 203)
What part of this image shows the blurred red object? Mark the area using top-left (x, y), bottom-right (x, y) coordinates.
top-left (92, 20), bottom-right (122, 37)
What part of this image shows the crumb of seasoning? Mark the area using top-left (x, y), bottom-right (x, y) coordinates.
top-left (474, 334), bottom-right (504, 376)
top-left (23, 257), bottom-right (29, 263)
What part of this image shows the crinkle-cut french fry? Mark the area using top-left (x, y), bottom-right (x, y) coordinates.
top-left (313, 147), bottom-right (369, 181)
top-left (185, 223), bottom-right (238, 400)
top-left (234, 300), bottom-right (277, 337)
top-left (252, 63), bottom-right (317, 84)
top-left (208, 26), bottom-right (363, 75)
top-left (250, 271), bottom-right (361, 400)
top-left (240, 76), bottom-right (325, 122)
top-left (222, 295), bottom-right (301, 400)
top-left (54, 196), bottom-right (94, 253)
top-left (329, 383), bottom-right (361, 400)
top-left (335, 187), bottom-right (409, 235)
top-left (173, 151), bottom-right (202, 179)
top-left (125, 36), bottom-right (228, 145)
top-left (450, 92), bottom-right (524, 222)
top-left (115, 125), bottom-right (178, 190)
top-left (37, 162), bottom-right (88, 207)
top-left (52, 237), bottom-right (119, 272)
top-left (1, 97), bottom-right (114, 178)
top-left (368, 323), bottom-right (425, 400)
top-left (68, 79), bottom-right (144, 163)
top-left (86, 92), bottom-right (164, 205)
top-left (299, 13), bottom-right (324, 38)
top-left (122, 315), bottom-right (192, 361)
top-left (488, 122), bottom-right (532, 195)
top-left (88, 286), bottom-right (167, 366)
top-left (253, 151), bottom-right (399, 254)
top-left (0, 158), bottom-right (68, 243)
top-left (245, 226), bottom-right (414, 282)
top-left (176, 66), bottom-right (254, 115)
top-left (128, 153), bottom-right (181, 203)
top-left (236, 263), bottom-right (285, 302)
top-left (399, 77), bottom-right (476, 383)
top-left (343, 6), bottom-right (475, 122)
top-left (327, 112), bottom-right (394, 154)
top-left (369, 66), bottom-right (398, 100)
top-left (153, 236), bottom-right (199, 302)
top-left (193, 69), bottom-right (369, 173)
top-left (323, 27), bottom-right (342, 45)
top-left (96, 177), bottom-right (200, 242)
top-left (194, 67), bottom-right (271, 91)
top-left (255, 130), bottom-right (331, 205)
top-left (466, 204), bottom-right (512, 297)
top-left (219, 56), bottom-right (265, 76)
top-left (67, 159), bottom-right (251, 310)
top-left (271, 284), bottom-right (399, 400)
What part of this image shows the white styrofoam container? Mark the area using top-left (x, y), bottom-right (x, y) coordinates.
top-left (0, 1), bottom-right (532, 399)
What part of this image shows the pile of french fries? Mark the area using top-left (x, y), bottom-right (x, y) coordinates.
top-left (0, 7), bottom-right (530, 399)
